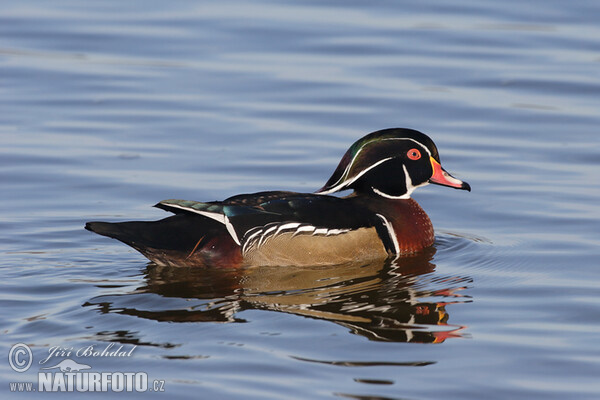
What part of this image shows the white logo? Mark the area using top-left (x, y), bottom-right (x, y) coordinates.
top-left (41, 359), bottom-right (91, 372)
top-left (8, 343), bottom-right (165, 393)
top-left (8, 343), bottom-right (33, 373)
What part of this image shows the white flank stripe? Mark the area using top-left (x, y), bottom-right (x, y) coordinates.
top-left (223, 217), bottom-right (241, 246)
top-left (257, 229), bottom-right (272, 248)
top-left (241, 222), bottom-right (353, 255)
top-left (376, 214), bottom-right (400, 255)
top-left (264, 225), bottom-right (278, 236)
top-left (326, 228), bottom-right (349, 236)
top-left (292, 225), bottom-right (315, 237)
top-left (276, 222), bottom-right (301, 234)
top-left (243, 229), bottom-right (263, 248)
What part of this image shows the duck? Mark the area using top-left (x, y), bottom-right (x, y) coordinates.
top-left (86, 128), bottom-right (470, 267)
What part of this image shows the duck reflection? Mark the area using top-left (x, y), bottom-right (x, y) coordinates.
top-left (85, 248), bottom-right (471, 343)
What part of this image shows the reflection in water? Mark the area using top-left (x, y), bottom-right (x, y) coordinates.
top-left (85, 248), bottom-right (471, 344)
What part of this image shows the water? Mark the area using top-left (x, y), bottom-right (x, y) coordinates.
top-left (1, 1), bottom-right (599, 398)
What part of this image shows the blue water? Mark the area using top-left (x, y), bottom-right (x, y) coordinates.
top-left (1, 1), bottom-right (600, 399)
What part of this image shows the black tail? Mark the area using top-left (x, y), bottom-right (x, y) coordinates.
top-left (85, 221), bottom-right (126, 240)
top-left (85, 215), bottom-right (222, 253)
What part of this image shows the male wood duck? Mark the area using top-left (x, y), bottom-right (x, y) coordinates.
top-left (86, 128), bottom-right (470, 267)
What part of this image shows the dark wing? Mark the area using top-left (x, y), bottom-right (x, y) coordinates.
top-left (157, 192), bottom-right (396, 254)
top-left (222, 191), bottom-right (299, 207)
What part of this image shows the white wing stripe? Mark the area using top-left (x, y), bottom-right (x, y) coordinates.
top-left (160, 203), bottom-right (241, 245)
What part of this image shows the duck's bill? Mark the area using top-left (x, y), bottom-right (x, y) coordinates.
top-left (429, 157), bottom-right (471, 191)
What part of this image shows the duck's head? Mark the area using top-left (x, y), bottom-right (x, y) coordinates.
top-left (316, 128), bottom-right (470, 199)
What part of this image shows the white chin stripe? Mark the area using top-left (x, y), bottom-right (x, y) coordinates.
top-left (372, 187), bottom-right (411, 199)
top-left (371, 164), bottom-right (429, 199)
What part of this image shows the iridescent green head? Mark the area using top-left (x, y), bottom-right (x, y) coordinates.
top-left (316, 128), bottom-right (470, 199)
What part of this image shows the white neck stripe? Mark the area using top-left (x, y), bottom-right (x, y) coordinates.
top-left (318, 156), bottom-right (394, 194)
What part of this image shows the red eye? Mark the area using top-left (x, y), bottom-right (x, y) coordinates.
top-left (407, 148), bottom-right (421, 160)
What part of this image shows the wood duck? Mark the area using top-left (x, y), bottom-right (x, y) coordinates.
top-left (86, 128), bottom-right (470, 267)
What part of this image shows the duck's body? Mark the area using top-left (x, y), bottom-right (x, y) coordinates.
top-left (87, 192), bottom-right (433, 267)
top-left (86, 128), bottom-right (470, 267)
